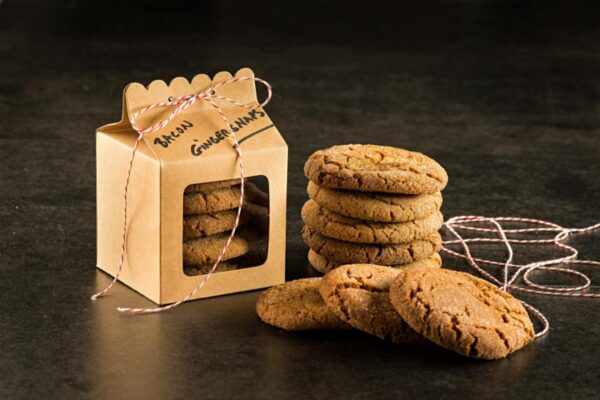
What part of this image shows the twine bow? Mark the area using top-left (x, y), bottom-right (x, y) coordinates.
top-left (91, 76), bottom-right (272, 314)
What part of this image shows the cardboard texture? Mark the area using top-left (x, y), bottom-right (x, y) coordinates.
top-left (96, 68), bottom-right (287, 305)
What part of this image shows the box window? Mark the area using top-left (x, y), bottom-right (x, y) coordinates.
top-left (182, 176), bottom-right (270, 276)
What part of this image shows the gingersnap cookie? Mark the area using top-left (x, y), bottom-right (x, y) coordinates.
top-left (308, 250), bottom-right (442, 275)
top-left (185, 248), bottom-right (269, 276)
top-left (319, 264), bottom-right (425, 343)
top-left (184, 186), bottom-right (256, 215)
top-left (185, 179), bottom-right (241, 193)
top-left (389, 267), bottom-right (535, 359)
top-left (184, 261), bottom-right (239, 276)
top-left (301, 199), bottom-right (443, 244)
top-left (183, 231), bottom-right (250, 265)
top-left (302, 226), bottom-right (442, 265)
top-left (183, 208), bottom-right (251, 240)
top-left (304, 144), bottom-right (448, 195)
top-left (307, 181), bottom-right (442, 222)
top-left (256, 278), bottom-right (349, 331)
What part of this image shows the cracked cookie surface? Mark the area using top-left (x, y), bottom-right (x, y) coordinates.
top-left (319, 264), bottom-right (426, 343)
top-left (302, 226), bottom-right (442, 265)
top-left (307, 181), bottom-right (442, 222)
top-left (185, 179), bottom-right (241, 193)
top-left (184, 261), bottom-right (240, 276)
top-left (183, 231), bottom-right (250, 265)
top-left (304, 144), bottom-right (448, 194)
top-left (308, 250), bottom-right (442, 274)
top-left (302, 199), bottom-right (443, 244)
top-left (256, 278), bottom-right (349, 331)
top-left (184, 186), bottom-right (255, 214)
top-left (183, 208), bottom-right (251, 240)
top-left (389, 267), bottom-right (535, 360)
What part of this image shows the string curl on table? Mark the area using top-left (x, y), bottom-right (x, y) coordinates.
top-left (442, 216), bottom-right (600, 337)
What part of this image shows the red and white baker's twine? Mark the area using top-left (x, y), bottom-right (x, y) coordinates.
top-left (91, 76), bottom-right (273, 314)
top-left (442, 216), bottom-right (600, 337)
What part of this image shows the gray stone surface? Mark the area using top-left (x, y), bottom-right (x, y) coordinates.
top-left (1, 0), bottom-right (599, 399)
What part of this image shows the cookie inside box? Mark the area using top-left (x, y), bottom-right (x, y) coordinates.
top-left (182, 176), bottom-right (270, 276)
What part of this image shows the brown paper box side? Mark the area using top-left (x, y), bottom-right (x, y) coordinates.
top-left (96, 133), bottom-right (162, 303)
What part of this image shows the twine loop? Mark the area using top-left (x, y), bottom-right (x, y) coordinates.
top-left (442, 216), bottom-right (600, 337)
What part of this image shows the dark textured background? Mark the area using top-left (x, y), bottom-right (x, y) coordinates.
top-left (1, 1), bottom-right (599, 399)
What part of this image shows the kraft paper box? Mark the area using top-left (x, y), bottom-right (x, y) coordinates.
top-left (96, 68), bottom-right (287, 305)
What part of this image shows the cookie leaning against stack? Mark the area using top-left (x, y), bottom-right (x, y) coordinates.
top-left (182, 179), bottom-right (267, 276)
top-left (301, 144), bottom-right (448, 273)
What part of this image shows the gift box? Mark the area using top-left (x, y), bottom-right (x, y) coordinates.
top-left (96, 68), bottom-right (287, 305)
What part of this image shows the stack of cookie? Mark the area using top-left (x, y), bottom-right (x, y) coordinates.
top-left (182, 179), bottom-right (269, 276)
top-left (301, 144), bottom-right (448, 273)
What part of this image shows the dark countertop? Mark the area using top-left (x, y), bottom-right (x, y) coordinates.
top-left (1, 1), bottom-right (599, 399)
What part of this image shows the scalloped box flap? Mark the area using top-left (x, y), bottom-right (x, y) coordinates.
top-left (96, 68), bottom-right (286, 164)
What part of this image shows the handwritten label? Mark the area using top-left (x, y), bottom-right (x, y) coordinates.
top-left (190, 109), bottom-right (266, 157)
top-left (153, 120), bottom-right (193, 148)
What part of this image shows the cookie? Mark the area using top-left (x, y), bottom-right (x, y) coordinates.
top-left (304, 144), bottom-right (448, 195)
top-left (389, 267), bottom-right (535, 359)
top-left (307, 181), bottom-right (442, 222)
top-left (301, 199), bottom-right (443, 244)
top-left (308, 250), bottom-right (442, 275)
top-left (183, 231), bottom-right (250, 265)
top-left (184, 186), bottom-right (254, 215)
top-left (319, 264), bottom-right (425, 343)
top-left (302, 226), bottom-right (442, 265)
top-left (185, 179), bottom-right (241, 193)
top-left (185, 247), bottom-right (269, 276)
top-left (256, 278), bottom-right (349, 331)
top-left (184, 261), bottom-right (239, 276)
top-left (183, 208), bottom-right (250, 240)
